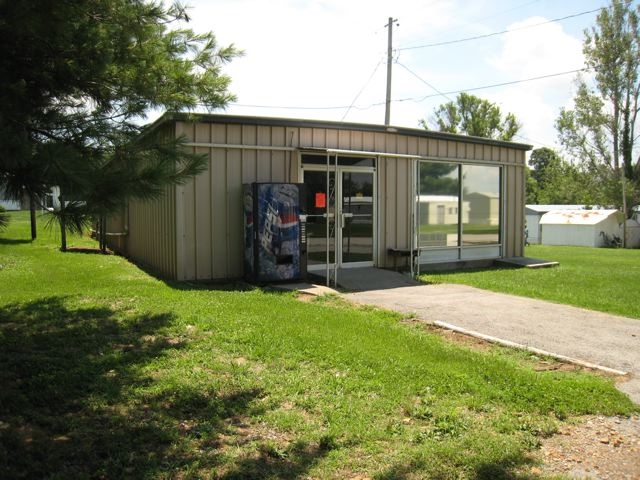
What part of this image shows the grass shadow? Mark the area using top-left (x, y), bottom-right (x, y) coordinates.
top-left (418, 264), bottom-right (517, 279)
top-left (0, 237), bottom-right (32, 245)
top-left (167, 279), bottom-right (257, 292)
top-left (64, 247), bottom-right (113, 255)
top-left (432, 263), bottom-right (518, 274)
top-left (219, 440), bottom-right (329, 480)
top-left (113, 251), bottom-right (257, 293)
top-left (0, 296), bottom-right (269, 478)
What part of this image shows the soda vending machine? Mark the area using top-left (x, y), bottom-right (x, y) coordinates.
top-left (243, 183), bottom-right (307, 282)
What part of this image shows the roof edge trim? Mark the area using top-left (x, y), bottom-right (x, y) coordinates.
top-left (145, 112), bottom-right (533, 151)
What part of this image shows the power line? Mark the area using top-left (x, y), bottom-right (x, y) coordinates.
top-left (229, 68), bottom-right (589, 112)
top-left (403, 68), bottom-right (589, 103)
top-left (341, 57), bottom-right (384, 121)
top-left (398, 8), bottom-right (603, 51)
top-left (387, 1), bottom-right (546, 57)
top-left (471, 0), bottom-right (543, 25)
top-left (513, 133), bottom-right (556, 149)
top-left (395, 62), bottom-right (453, 103)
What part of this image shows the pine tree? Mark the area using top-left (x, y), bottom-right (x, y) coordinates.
top-left (0, 0), bottom-right (241, 249)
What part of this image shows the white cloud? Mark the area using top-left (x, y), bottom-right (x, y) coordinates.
top-left (486, 16), bottom-right (585, 148)
top-left (183, 0), bottom-right (461, 123)
top-left (164, 1), bottom-right (594, 151)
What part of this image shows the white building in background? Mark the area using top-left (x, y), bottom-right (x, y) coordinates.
top-left (418, 195), bottom-right (470, 225)
top-left (525, 205), bottom-right (587, 244)
top-left (539, 209), bottom-right (622, 248)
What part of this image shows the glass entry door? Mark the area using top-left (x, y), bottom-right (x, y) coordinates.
top-left (340, 171), bottom-right (374, 264)
top-left (304, 166), bottom-right (375, 270)
top-left (304, 170), bottom-right (337, 268)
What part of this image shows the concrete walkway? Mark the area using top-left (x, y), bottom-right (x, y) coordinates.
top-left (345, 282), bottom-right (640, 404)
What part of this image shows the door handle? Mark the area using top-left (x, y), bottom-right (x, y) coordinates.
top-left (341, 212), bottom-right (353, 228)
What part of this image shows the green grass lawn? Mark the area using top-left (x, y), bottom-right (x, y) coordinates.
top-left (1, 211), bottom-right (637, 479)
top-left (419, 245), bottom-right (640, 320)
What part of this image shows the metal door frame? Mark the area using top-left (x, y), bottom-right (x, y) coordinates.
top-left (337, 167), bottom-right (377, 269)
top-left (301, 155), bottom-right (377, 285)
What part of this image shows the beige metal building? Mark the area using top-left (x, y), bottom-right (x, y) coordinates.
top-left (108, 113), bottom-right (530, 282)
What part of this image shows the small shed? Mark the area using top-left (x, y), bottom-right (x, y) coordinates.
top-left (525, 205), bottom-right (585, 244)
top-left (539, 209), bottom-right (622, 247)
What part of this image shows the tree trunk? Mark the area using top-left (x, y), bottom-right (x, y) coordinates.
top-left (621, 95), bottom-right (634, 182)
top-left (60, 213), bottom-right (67, 252)
top-left (59, 194), bottom-right (67, 252)
top-left (100, 214), bottom-right (107, 253)
top-left (29, 195), bottom-right (37, 240)
top-left (613, 99), bottom-right (620, 171)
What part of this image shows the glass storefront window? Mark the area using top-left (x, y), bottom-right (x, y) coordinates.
top-left (462, 165), bottom-right (501, 246)
top-left (417, 162), bottom-right (460, 248)
top-left (418, 161), bottom-right (501, 251)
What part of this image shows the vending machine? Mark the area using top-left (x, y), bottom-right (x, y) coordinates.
top-left (243, 183), bottom-right (307, 282)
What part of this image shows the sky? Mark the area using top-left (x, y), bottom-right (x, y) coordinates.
top-left (169, 0), bottom-right (615, 153)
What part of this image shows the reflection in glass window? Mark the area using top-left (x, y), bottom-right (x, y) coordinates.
top-left (462, 165), bottom-right (501, 245)
top-left (418, 162), bottom-right (460, 247)
top-left (418, 162), bottom-right (501, 250)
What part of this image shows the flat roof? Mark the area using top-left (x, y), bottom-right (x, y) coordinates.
top-left (146, 112), bottom-right (533, 151)
top-left (526, 204), bottom-right (587, 213)
top-left (539, 209), bottom-right (620, 225)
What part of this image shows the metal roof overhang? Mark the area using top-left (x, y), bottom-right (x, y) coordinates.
top-left (144, 112), bottom-right (532, 152)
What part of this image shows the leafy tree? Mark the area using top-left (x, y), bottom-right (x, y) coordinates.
top-left (0, 0), bottom-right (240, 250)
top-left (526, 147), bottom-right (604, 205)
top-left (419, 163), bottom-right (458, 195)
top-left (525, 167), bottom-right (540, 204)
top-left (421, 93), bottom-right (521, 141)
top-left (556, 0), bottom-right (640, 215)
top-left (529, 148), bottom-right (563, 188)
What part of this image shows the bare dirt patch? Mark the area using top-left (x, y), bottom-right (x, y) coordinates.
top-left (533, 415), bottom-right (640, 479)
top-left (295, 292), bottom-right (317, 303)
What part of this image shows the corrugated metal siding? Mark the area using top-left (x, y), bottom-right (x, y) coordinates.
top-left (377, 156), bottom-right (414, 268)
top-left (121, 117), bottom-right (527, 280)
top-left (126, 184), bottom-right (177, 278)
top-left (175, 121), bottom-right (297, 280)
top-left (505, 150), bottom-right (526, 257)
top-left (189, 122), bottom-right (526, 278)
top-left (118, 123), bottom-right (178, 278)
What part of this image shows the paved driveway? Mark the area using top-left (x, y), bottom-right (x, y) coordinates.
top-left (345, 283), bottom-right (640, 404)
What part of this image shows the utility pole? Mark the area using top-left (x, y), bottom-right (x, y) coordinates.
top-left (621, 167), bottom-right (627, 248)
top-left (385, 17), bottom-right (398, 126)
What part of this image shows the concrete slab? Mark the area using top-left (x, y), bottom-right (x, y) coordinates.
top-left (273, 282), bottom-right (338, 297)
top-left (345, 283), bottom-right (640, 404)
top-left (496, 256), bottom-right (559, 268)
top-left (311, 267), bottom-right (421, 292)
